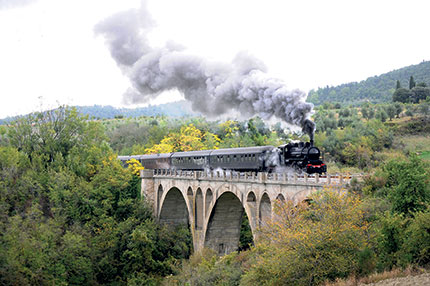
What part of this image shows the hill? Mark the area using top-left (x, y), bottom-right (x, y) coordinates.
top-left (76, 100), bottom-right (197, 119)
top-left (0, 100), bottom-right (198, 124)
top-left (308, 60), bottom-right (430, 105)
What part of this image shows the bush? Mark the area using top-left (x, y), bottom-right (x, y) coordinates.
top-left (241, 188), bottom-right (370, 285)
top-left (403, 208), bottom-right (430, 266)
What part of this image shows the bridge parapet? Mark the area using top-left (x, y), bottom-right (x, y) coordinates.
top-left (151, 169), bottom-right (362, 186)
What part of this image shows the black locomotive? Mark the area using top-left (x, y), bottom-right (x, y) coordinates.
top-left (119, 141), bottom-right (326, 174)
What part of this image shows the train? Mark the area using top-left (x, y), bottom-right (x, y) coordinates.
top-left (118, 140), bottom-right (326, 174)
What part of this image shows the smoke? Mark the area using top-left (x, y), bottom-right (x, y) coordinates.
top-left (95, 1), bottom-right (315, 135)
top-left (302, 119), bottom-right (316, 143)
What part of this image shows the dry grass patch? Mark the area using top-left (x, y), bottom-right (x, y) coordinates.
top-left (324, 266), bottom-right (428, 286)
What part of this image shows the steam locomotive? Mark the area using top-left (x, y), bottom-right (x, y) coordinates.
top-left (118, 141), bottom-right (326, 174)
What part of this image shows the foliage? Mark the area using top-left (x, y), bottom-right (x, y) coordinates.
top-left (316, 119), bottom-right (393, 169)
top-left (241, 188), bottom-right (370, 286)
top-left (167, 249), bottom-right (245, 286)
top-left (393, 87), bottom-right (430, 103)
top-left (402, 208), bottom-right (430, 266)
top-left (145, 123), bottom-right (221, 153)
top-left (127, 158), bottom-right (145, 176)
top-left (0, 106), bottom-right (192, 285)
top-left (378, 156), bottom-right (430, 215)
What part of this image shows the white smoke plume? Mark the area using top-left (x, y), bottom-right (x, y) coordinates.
top-left (95, 1), bottom-right (314, 133)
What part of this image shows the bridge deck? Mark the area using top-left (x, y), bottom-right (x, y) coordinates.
top-left (150, 169), bottom-right (362, 186)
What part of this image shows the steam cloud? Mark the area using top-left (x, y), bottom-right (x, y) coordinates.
top-left (95, 2), bottom-right (314, 135)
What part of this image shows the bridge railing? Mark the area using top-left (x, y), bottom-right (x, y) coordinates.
top-left (151, 169), bottom-right (363, 185)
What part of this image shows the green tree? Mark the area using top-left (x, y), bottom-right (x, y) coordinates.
top-left (361, 107), bottom-right (369, 119)
top-left (419, 102), bottom-right (430, 117)
top-left (376, 109), bottom-right (388, 122)
top-left (396, 80), bottom-right (401, 89)
top-left (393, 88), bottom-right (413, 103)
top-left (411, 86), bottom-right (430, 103)
top-left (403, 208), bottom-right (430, 266)
top-left (368, 107), bottom-right (375, 119)
top-left (394, 103), bottom-right (403, 118)
top-left (381, 156), bottom-right (430, 215)
top-left (386, 104), bottom-right (396, 121)
top-left (7, 106), bottom-right (96, 164)
top-left (409, 76), bottom-right (416, 89)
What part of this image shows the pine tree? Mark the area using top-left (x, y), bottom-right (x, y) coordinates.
top-left (396, 80), bottom-right (401, 89)
top-left (409, 76), bottom-right (416, 89)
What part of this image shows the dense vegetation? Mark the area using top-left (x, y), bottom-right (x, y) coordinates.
top-left (0, 107), bottom-right (192, 285)
top-left (1, 87), bottom-right (430, 285)
top-left (308, 60), bottom-right (430, 105)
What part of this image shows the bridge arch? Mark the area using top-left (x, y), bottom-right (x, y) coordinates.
top-left (195, 188), bottom-right (203, 230)
top-left (187, 187), bottom-right (193, 205)
top-left (157, 184), bottom-right (163, 217)
top-left (245, 191), bottom-right (257, 233)
top-left (276, 193), bottom-right (285, 201)
top-left (259, 192), bottom-right (272, 226)
top-left (205, 188), bottom-right (213, 217)
top-left (159, 187), bottom-right (190, 227)
top-left (204, 191), bottom-right (248, 255)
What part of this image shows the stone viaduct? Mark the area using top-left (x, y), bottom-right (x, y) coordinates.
top-left (140, 169), bottom-right (356, 255)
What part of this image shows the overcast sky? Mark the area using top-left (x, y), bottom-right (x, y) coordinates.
top-left (1, 0), bottom-right (429, 118)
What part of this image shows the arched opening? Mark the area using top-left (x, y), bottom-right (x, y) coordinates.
top-left (187, 187), bottom-right (193, 203)
top-left (159, 187), bottom-right (193, 259)
top-left (205, 188), bottom-right (213, 217)
top-left (205, 192), bottom-right (244, 255)
top-left (157, 184), bottom-right (163, 216)
top-left (246, 192), bottom-right (257, 232)
top-left (159, 187), bottom-right (190, 226)
top-left (259, 193), bottom-right (272, 226)
top-left (276, 194), bottom-right (285, 201)
top-left (239, 210), bottom-right (253, 252)
top-left (195, 188), bottom-right (203, 230)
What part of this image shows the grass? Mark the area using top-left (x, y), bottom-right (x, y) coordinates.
top-left (419, 151), bottom-right (430, 161)
top-left (394, 134), bottom-right (430, 156)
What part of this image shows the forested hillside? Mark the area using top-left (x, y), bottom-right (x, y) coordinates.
top-left (0, 100), bottom-right (197, 124)
top-left (308, 61), bottom-right (430, 105)
top-left (77, 100), bottom-right (198, 119)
